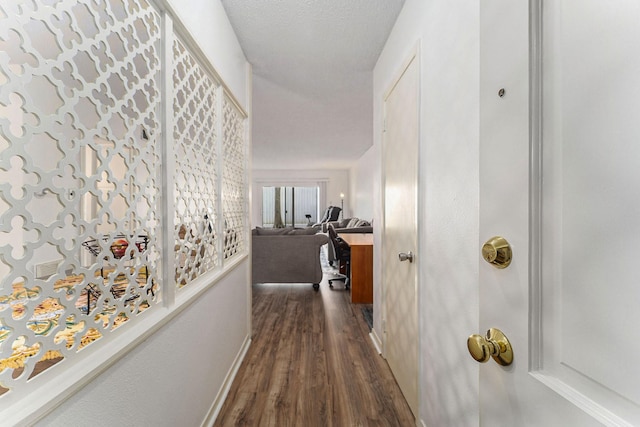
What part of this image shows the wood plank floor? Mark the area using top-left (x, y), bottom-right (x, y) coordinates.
top-left (214, 279), bottom-right (415, 426)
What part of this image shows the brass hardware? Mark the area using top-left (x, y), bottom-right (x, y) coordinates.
top-left (467, 328), bottom-right (513, 366)
top-left (481, 236), bottom-right (512, 268)
top-left (398, 251), bottom-right (414, 263)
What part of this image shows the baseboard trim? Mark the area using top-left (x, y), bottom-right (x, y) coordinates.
top-left (369, 328), bottom-right (383, 355)
top-left (202, 334), bottom-right (251, 427)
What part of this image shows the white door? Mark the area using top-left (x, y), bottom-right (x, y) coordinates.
top-left (478, 0), bottom-right (640, 425)
top-left (383, 48), bottom-right (419, 417)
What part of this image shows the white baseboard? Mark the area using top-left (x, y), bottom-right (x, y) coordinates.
top-left (202, 334), bottom-right (252, 427)
top-left (369, 328), bottom-right (383, 355)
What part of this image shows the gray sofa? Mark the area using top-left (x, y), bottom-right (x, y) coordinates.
top-left (251, 227), bottom-right (329, 290)
top-left (321, 217), bottom-right (372, 233)
top-left (324, 218), bottom-right (373, 265)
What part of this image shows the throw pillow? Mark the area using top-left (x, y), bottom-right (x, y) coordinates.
top-left (338, 218), bottom-right (351, 228)
top-left (346, 218), bottom-right (360, 228)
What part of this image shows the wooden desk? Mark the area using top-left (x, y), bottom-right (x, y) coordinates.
top-left (339, 233), bottom-right (373, 304)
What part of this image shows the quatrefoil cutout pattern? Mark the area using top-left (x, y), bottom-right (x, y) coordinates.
top-left (173, 36), bottom-right (219, 288)
top-left (222, 97), bottom-right (246, 260)
top-left (0, 0), bottom-right (162, 392)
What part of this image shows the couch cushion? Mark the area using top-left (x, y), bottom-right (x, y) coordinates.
top-left (355, 219), bottom-right (371, 227)
top-left (255, 227), bottom-right (293, 235)
top-left (287, 228), bottom-right (318, 235)
top-left (335, 225), bottom-right (372, 234)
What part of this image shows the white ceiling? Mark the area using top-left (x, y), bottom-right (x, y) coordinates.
top-left (220, 0), bottom-right (405, 170)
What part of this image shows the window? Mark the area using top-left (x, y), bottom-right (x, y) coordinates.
top-left (261, 186), bottom-right (319, 228)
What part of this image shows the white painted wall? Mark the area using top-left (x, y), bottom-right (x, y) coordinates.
top-left (373, 0), bottom-right (480, 425)
top-left (168, 0), bottom-right (249, 109)
top-left (349, 144), bottom-right (377, 221)
top-left (251, 169), bottom-right (349, 227)
top-left (35, 1), bottom-right (251, 425)
top-left (36, 264), bottom-right (250, 427)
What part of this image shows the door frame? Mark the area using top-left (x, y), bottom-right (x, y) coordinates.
top-left (380, 41), bottom-right (421, 414)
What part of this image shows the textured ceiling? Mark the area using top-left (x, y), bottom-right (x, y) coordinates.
top-left (221, 0), bottom-right (405, 170)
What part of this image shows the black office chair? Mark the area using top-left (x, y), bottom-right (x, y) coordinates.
top-left (327, 224), bottom-right (350, 289)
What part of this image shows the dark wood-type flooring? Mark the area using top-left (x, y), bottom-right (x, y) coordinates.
top-left (214, 279), bottom-right (415, 426)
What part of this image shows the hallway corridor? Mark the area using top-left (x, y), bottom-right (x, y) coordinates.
top-left (215, 277), bottom-right (414, 426)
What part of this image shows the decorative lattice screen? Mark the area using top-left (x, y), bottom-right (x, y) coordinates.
top-left (172, 36), bottom-right (219, 288)
top-left (222, 96), bottom-right (247, 260)
top-left (0, 0), bottom-right (163, 395)
top-left (0, 0), bottom-right (247, 405)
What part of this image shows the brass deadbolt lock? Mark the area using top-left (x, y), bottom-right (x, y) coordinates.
top-left (481, 236), bottom-right (512, 269)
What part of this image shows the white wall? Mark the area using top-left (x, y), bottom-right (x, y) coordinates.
top-left (168, 0), bottom-right (249, 108)
top-left (349, 144), bottom-right (377, 221)
top-left (373, 0), bottom-right (480, 425)
top-left (251, 169), bottom-right (349, 227)
top-left (36, 1), bottom-right (251, 425)
top-left (37, 264), bottom-right (250, 427)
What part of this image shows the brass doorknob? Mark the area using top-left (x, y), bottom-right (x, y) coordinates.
top-left (467, 328), bottom-right (513, 366)
top-left (481, 236), bottom-right (512, 268)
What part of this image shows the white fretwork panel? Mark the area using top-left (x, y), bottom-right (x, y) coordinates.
top-left (172, 36), bottom-right (219, 288)
top-left (0, 0), bottom-right (162, 396)
top-left (222, 96), bottom-right (246, 260)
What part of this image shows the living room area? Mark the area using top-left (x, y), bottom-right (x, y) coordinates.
top-left (251, 160), bottom-right (376, 286)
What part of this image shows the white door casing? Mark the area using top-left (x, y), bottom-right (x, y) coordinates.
top-left (479, 0), bottom-right (640, 425)
top-left (382, 47), bottom-right (419, 417)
